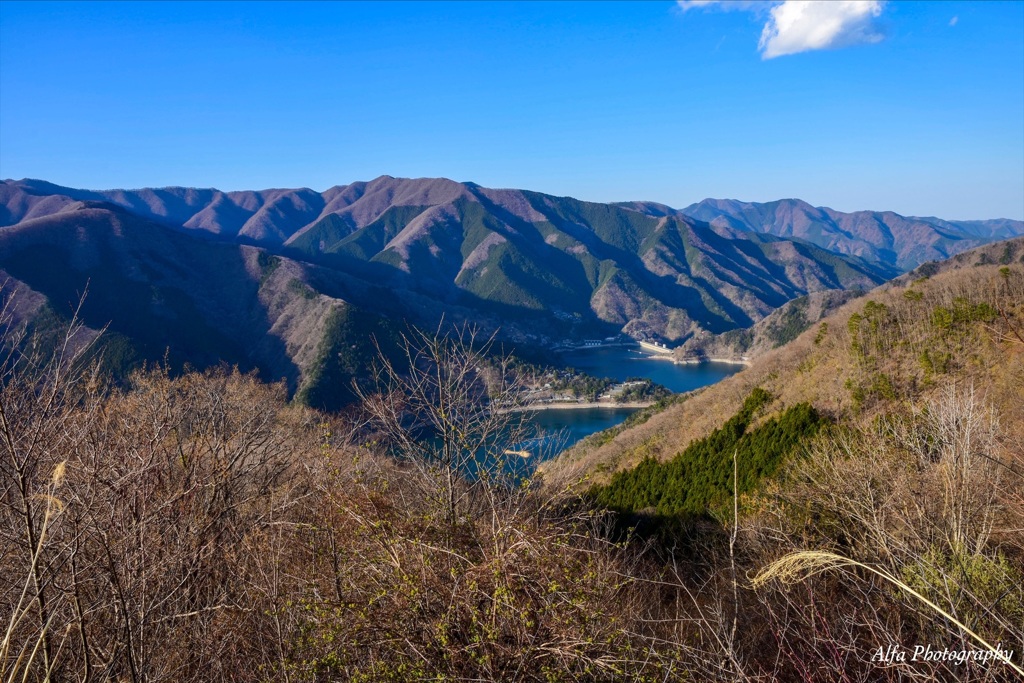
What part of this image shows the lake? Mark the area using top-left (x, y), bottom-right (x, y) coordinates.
top-left (557, 346), bottom-right (743, 393)
top-left (517, 346), bottom-right (744, 462)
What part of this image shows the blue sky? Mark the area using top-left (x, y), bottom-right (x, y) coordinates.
top-left (1, 1), bottom-right (1022, 219)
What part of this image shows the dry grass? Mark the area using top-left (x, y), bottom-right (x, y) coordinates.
top-left (752, 550), bottom-right (1023, 676)
top-left (543, 263), bottom-right (1024, 488)
top-left (4, 257), bottom-right (1022, 681)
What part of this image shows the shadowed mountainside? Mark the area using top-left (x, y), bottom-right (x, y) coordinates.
top-left (0, 203), bottom-right (407, 409)
top-left (1, 177), bottom-right (896, 349)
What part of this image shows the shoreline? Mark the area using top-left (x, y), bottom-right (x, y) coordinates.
top-left (507, 401), bottom-right (653, 413)
top-left (674, 356), bottom-right (751, 366)
top-left (636, 351), bottom-right (752, 366)
top-left (555, 341), bottom-right (635, 352)
top-left (637, 340), bottom-right (673, 355)
top-left (557, 342), bottom-right (751, 367)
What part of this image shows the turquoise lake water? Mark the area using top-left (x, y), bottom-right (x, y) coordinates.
top-left (515, 347), bottom-right (744, 464)
top-left (557, 346), bottom-right (743, 393)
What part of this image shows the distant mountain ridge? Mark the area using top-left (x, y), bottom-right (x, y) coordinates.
top-left (6, 179), bottom-right (1019, 273)
top-left (670, 197), bottom-right (1022, 271)
top-left (1, 175), bottom-right (1020, 408)
top-left (0, 177), bottom-right (897, 344)
top-left (2, 176), bottom-right (523, 247)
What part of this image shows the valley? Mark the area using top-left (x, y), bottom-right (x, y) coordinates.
top-left (2, 178), bottom-right (1022, 682)
top-left (2, 175), bottom-right (1017, 420)
top-left (4, 3), bottom-right (1022, 679)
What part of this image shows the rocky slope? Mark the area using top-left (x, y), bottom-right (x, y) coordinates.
top-left (673, 288), bottom-right (862, 362)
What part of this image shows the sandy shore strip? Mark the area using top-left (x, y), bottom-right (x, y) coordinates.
top-left (673, 356), bottom-right (751, 366)
top-left (638, 352), bottom-right (751, 366)
top-left (505, 401), bottom-right (654, 413)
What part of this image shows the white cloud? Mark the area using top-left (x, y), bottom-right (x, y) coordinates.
top-left (949, 15), bottom-right (959, 27)
top-left (679, 1), bottom-right (887, 59)
top-left (677, 0), bottom-right (718, 10)
top-left (677, 0), bottom-right (761, 10)
top-left (759, 1), bottom-right (885, 59)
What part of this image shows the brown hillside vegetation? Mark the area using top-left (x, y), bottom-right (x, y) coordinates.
top-left (537, 239), bottom-right (1024, 680)
top-left (0, 313), bottom-right (784, 682)
top-left (2, 240), bottom-right (1023, 682)
top-left (543, 239), bottom-right (1024, 486)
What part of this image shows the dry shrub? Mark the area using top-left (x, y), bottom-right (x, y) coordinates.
top-left (1, 299), bottom-right (322, 682)
top-left (4, 265), bottom-right (1021, 682)
top-left (1, 311), bottom-right (742, 682)
top-left (746, 384), bottom-right (1024, 681)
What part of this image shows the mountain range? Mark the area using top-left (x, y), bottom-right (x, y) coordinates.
top-left (626, 197), bottom-right (1022, 271)
top-left (7, 178), bottom-right (1016, 272)
top-left (1, 176), bottom-right (1020, 407)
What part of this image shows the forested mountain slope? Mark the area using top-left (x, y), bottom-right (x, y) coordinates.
top-left (0, 177), bottom-right (896, 354)
top-left (672, 288), bottom-right (862, 362)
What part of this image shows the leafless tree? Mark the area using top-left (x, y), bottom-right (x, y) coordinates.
top-left (357, 323), bottom-right (534, 527)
